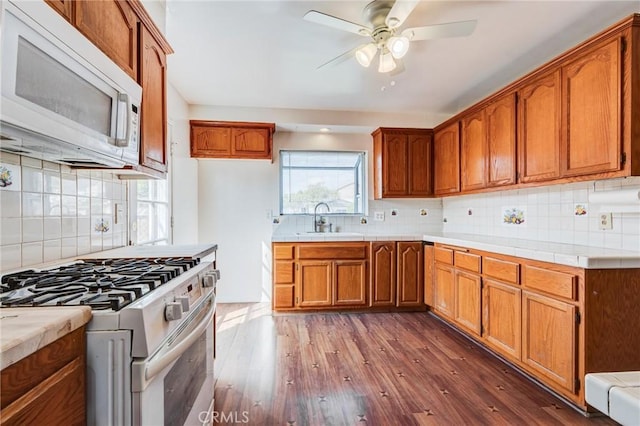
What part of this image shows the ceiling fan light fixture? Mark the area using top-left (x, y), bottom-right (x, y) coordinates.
top-left (378, 50), bottom-right (396, 73)
top-left (355, 43), bottom-right (377, 67)
top-left (388, 36), bottom-right (410, 59)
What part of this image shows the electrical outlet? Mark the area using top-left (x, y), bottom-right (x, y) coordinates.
top-left (391, 209), bottom-right (398, 216)
top-left (374, 211), bottom-right (385, 221)
top-left (599, 212), bottom-right (613, 230)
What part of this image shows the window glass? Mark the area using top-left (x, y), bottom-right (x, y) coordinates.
top-left (280, 150), bottom-right (366, 215)
top-left (132, 180), bottom-right (169, 245)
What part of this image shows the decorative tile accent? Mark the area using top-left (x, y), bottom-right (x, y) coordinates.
top-left (574, 203), bottom-right (587, 216)
top-left (502, 207), bottom-right (526, 225)
top-left (0, 164), bottom-right (20, 191)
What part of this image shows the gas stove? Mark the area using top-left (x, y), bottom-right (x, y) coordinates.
top-left (0, 257), bottom-right (201, 311)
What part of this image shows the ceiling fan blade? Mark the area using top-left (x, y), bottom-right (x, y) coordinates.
top-left (316, 45), bottom-right (361, 70)
top-left (402, 20), bottom-right (477, 41)
top-left (385, 0), bottom-right (420, 29)
top-left (304, 10), bottom-right (372, 37)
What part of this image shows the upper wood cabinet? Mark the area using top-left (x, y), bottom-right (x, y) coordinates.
top-left (433, 122), bottom-right (460, 195)
top-left (561, 37), bottom-right (622, 177)
top-left (190, 121), bottom-right (276, 160)
top-left (139, 26), bottom-right (167, 173)
top-left (45, 0), bottom-right (73, 23)
top-left (74, 0), bottom-right (139, 79)
top-left (461, 110), bottom-right (487, 191)
top-left (486, 94), bottom-right (517, 186)
top-left (372, 128), bottom-right (433, 198)
top-left (518, 69), bottom-right (563, 183)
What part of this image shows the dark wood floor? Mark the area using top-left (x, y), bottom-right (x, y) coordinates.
top-left (214, 303), bottom-right (613, 425)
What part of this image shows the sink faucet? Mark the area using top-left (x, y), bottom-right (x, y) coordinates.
top-left (313, 202), bottom-right (330, 233)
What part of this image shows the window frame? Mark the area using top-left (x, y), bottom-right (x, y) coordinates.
top-left (279, 149), bottom-right (367, 216)
top-left (129, 178), bottom-right (171, 246)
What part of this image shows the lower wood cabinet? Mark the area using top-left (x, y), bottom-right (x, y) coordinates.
top-left (370, 241), bottom-right (424, 308)
top-left (334, 261), bottom-right (367, 306)
top-left (1, 327), bottom-right (86, 426)
top-left (482, 279), bottom-right (521, 360)
top-left (522, 290), bottom-right (577, 393)
top-left (298, 261), bottom-right (332, 307)
top-left (429, 242), bottom-right (640, 411)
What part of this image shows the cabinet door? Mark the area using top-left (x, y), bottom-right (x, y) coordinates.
top-left (486, 94), bottom-right (516, 186)
top-left (518, 70), bottom-right (562, 183)
top-left (139, 26), bottom-right (168, 172)
top-left (455, 270), bottom-right (482, 336)
top-left (408, 133), bottom-right (432, 196)
top-left (423, 245), bottom-right (434, 307)
top-left (461, 110), bottom-right (487, 191)
top-left (370, 242), bottom-right (396, 307)
top-left (74, 0), bottom-right (138, 79)
top-left (562, 38), bottom-right (622, 176)
top-left (230, 127), bottom-right (271, 159)
top-left (483, 279), bottom-right (521, 359)
top-left (434, 264), bottom-right (455, 318)
top-left (383, 133), bottom-right (409, 196)
top-left (434, 122), bottom-right (460, 195)
top-left (45, 0), bottom-right (73, 22)
top-left (397, 242), bottom-right (423, 307)
top-left (190, 126), bottom-right (231, 157)
top-left (333, 261), bottom-right (367, 306)
top-left (522, 290), bottom-right (577, 393)
top-left (297, 261), bottom-right (332, 307)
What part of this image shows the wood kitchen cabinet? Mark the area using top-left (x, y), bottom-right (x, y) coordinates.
top-left (396, 242), bottom-right (424, 307)
top-left (372, 128), bottom-right (433, 198)
top-left (74, 0), bottom-right (139, 79)
top-left (369, 241), bottom-right (424, 308)
top-left (423, 243), bottom-right (434, 307)
top-left (486, 94), bottom-right (517, 186)
top-left (561, 37), bottom-right (622, 177)
top-left (370, 242), bottom-right (396, 307)
top-left (461, 110), bottom-right (487, 191)
top-left (139, 25), bottom-right (168, 173)
top-left (1, 327), bottom-right (86, 426)
top-left (433, 122), bottom-right (460, 195)
top-left (190, 121), bottom-right (276, 160)
top-left (45, 0), bottom-right (73, 22)
top-left (517, 69), bottom-right (562, 183)
top-left (429, 242), bottom-right (640, 410)
top-left (272, 242), bottom-right (368, 310)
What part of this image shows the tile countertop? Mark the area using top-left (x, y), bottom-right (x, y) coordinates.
top-left (79, 243), bottom-right (218, 260)
top-left (422, 232), bottom-right (640, 269)
top-left (271, 233), bottom-right (425, 242)
top-left (0, 306), bottom-right (92, 370)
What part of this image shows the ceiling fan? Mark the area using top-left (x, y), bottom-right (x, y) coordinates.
top-left (304, 0), bottom-right (477, 74)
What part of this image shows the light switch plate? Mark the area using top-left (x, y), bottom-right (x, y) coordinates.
top-left (374, 211), bottom-right (385, 221)
top-left (599, 212), bottom-right (613, 230)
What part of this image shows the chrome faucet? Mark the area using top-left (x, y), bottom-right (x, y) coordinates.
top-left (313, 202), bottom-right (330, 233)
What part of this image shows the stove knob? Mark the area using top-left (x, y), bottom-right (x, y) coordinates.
top-left (176, 296), bottom-right (190, 312)
top-left (165, 302), bottom-right (183, 321)
top-left (202, 272), bottom-right (218, 288)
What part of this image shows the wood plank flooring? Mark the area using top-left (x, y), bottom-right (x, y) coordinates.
top-left (214, 303), bottom-right (613, 425)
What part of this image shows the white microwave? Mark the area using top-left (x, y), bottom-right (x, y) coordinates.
top-left (0, 0), bottom-right (142, 167)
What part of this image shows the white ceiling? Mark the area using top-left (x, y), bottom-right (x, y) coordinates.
top-left (165, 1), bottom-right (639, 131)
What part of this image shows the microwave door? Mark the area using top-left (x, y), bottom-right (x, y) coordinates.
top-left (1, 7), bottom-right (123, 156)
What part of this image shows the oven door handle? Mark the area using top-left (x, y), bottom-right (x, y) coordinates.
top-left (144, 297), bottom-right (215, 383)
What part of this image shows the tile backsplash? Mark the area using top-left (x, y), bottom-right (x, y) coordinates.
top-left (442, 177), bottom-right (640, 252)
top-left (273, 199), bottom-right (444, 236)
top-left (0, 153), bottom-right (128, 271)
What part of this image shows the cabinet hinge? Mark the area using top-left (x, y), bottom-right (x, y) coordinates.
top-left (621, 152), bottom-right (627, 166)
top-left (621, 37), bottom-right (627, 54)
top-left (295, 296), bottom-right (299, 304)
top-left (296, 263), bottom-right (299, 271)
top-left (575, 378), bottom-right (581, 392)
top-left (576, 311), bottom-right (581, 324)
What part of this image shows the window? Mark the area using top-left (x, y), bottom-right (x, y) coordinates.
top-left (280, 150), bottom-right (366, 215)
top-left (130, 179), bottom-right (170, 245)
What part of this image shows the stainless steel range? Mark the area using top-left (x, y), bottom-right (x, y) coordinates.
top-left (0, 246), bottom-right (220, 426)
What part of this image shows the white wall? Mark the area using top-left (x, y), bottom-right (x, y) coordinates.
top-left (167, 83), bottom-right (199, 244)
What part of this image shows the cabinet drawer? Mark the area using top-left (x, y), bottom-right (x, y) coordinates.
top-left (274, 261), bottom-right (294, 284)
top-left (454, 251), bottom-right (481, 273)
top-left (273, 285), bottom-right (295, 309)
top-left (434, 247), bottom-right (454, 264)
top-left (522, 265), bottom-right (577, 300)
top-left (483, 257), bottom-right (520, 284)
top-left (273, 244), bottom-right (295, 260)
top-left (298, 244), bottom-right (367, 260)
